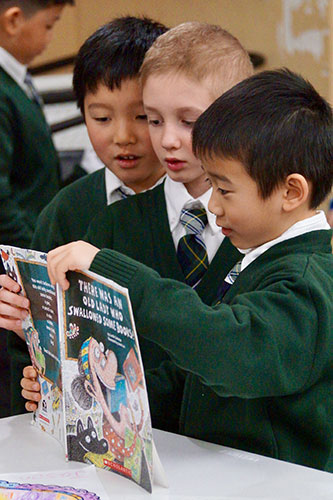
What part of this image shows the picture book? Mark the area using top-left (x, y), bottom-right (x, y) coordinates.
top-left (1, 246), bottom-right (157, 493)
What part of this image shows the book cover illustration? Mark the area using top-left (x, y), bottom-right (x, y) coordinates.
top-left (0, 480), bottom-right (100, 500)
top-left (1, 246), bottom-right (154, 493)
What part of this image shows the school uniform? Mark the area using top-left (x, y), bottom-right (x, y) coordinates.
top-left (8, 168), bottom-right (167, 413)
top-left (0, 48), bottom-right (60, 248)
top-left (83, 178), bottom-right (241, 373)
top-left (88, 213), bottom-right (333, 471)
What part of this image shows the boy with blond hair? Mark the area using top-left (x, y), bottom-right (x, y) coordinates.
top-left (20, 22), bottom-right (253, 413)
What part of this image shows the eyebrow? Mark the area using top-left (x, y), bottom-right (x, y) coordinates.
top-left (210, 173), bottom-right (233, 184)
top-left (144, 105), bottom-right (204, 115)
top-left (87, 100), bottom-right (144, 111)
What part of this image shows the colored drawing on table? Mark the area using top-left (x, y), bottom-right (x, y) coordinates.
top-left (0, 480), bottom-right (100, 500)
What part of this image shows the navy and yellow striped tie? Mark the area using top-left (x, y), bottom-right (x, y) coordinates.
top-left (177, 207), bottom-right (208, 288)
top-left (215, 259), bottom-right (243, 303)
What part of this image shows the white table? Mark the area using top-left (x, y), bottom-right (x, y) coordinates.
top-left (0, 413), bottom-right (332, 499)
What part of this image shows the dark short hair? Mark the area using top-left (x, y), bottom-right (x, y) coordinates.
top-left (73, 16), bottom-right (168, 115)
top-left (192, 68), bottom-right (333, 208)
top-left (0, 0), bottom-right (74, 15)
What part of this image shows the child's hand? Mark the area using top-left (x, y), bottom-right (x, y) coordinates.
top-left (0, 274), bottom-right (29, 339)
top-left (47, 241), bottom-right (100, 290)
top-left (21, 366), bottom-right (41, 412)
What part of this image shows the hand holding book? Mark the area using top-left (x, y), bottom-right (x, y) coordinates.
top-left (47, 241), bottom-right (100, 290)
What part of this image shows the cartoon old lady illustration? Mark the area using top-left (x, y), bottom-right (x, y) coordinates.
top-left (71, 337), bottom-right (144, 463)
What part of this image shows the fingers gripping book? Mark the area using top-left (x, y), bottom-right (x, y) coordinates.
top-left (1, 246), bottom-right (167, 493)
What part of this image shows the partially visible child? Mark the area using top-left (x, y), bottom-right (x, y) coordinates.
top-left (0, 0), bottom-right (74, 248)
top-left (0, 0), bottom-right (74, 418)
top-left (26, 69), bottom-right (332, 471)
top-left (0, 15), bottom-right (167, 414)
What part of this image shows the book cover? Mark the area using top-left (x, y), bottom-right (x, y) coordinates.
top-left (1, 246), bottom-right (155, 492)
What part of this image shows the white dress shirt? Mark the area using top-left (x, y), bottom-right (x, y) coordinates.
top-left (238, 211), bottom-right (331, 272)
top-left (105, 168), bottom-right (166, 205)
top-left (164, 176), bottom-right (224, 263)
top-left (0, 47), bottom-right (31, 97)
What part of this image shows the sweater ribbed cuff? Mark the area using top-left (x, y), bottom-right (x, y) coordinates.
top-left (90, 248), bottom-right (140, 289)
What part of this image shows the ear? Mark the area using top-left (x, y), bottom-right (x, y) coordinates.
top-left (84, 380), bottom-right (95, 398)
top-left (2, 7), bottom-right (25, 36)
top-left (77, 418), bottom-right (84, 434)
top-left (281, 174), bottom-right (310, 212)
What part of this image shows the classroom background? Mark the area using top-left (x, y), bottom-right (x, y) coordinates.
top-left (31, 0), bottom-right (333, 212)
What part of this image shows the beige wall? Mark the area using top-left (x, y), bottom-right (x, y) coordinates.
top-left (34, 0), bottom-right (332, 101)
top-left (33, 0), bottom-right (332, 208)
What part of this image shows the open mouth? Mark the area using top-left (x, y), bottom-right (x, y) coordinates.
top-left (115, 154), bottom-right (140, 167)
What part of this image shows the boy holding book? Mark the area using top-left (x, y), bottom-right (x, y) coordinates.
top-left (25, 69), bottom-right (333, 471)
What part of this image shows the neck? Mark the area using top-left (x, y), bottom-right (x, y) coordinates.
top-left (184, 173), bottom-right (210, 199)
top-left (126, 165), bottom-right (165, 194)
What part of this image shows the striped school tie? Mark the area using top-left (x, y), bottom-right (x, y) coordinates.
top-left (216, 259), bottom-right (243, 302)
top-left (177, 207), bottom-right (208, 288)
top-left (24, 72), bottom-right (43, 106)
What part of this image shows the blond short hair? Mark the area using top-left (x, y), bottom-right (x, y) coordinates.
top-left (140, 21), bottom-right (254, 99)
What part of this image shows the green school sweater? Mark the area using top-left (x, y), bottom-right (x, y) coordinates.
top-left (8, 168), bottom-right (107, 414)
top-left (31, 167), bottom-right (107, 251)
top-left (89, 229), bottom-right (333, 472)
top-left (9, 180), bottom-right (240, 414)
top-left (0, 67), bottom-right (60, 248)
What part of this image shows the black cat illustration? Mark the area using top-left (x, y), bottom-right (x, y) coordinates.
top-left (67, 416), bottom-right (108, 462)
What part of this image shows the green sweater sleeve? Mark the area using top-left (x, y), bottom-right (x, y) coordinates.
top-left (0, 99), bottom-right (33, 247)
top-left (90, 248), bottom-right (330, 400)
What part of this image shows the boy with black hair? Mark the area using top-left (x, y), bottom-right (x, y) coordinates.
top-left (1, 15), bottom-right (167, 414)
top-left (0, 0), bottom-right (74, 248)
top-left (31, 69), bottom-right (332, 471)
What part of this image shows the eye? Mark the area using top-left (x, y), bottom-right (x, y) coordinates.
top-left (136, 114), bottom-right (147, 121)
top-left (148, 118), bottom-right (161, 126)
top-left (205, 178), bottom-right (212, 187)
top-left (85, 436), bottom-right (91, 443)
top-left (93, 116), bottom-right (110, 123)
top-left (218, 188), bottom-right (229, 195)
top-left (182, 120), bottom-right (195, 127)
top-left (91, 431), bottom-right (97, 438)
top-left (94, 347), bottom-right (100, 359)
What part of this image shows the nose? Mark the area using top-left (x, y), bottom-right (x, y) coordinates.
top-left (113, 119), bottom-right (136, 146)
top-left (208, 188), bottom-right (224, 217)
top-left (161, 123), bottom-right (181, 151)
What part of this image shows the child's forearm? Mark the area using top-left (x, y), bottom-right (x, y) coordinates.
top-left (89, 248), bottom-right (323, 399)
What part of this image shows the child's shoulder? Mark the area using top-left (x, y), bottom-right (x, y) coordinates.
top-left (108, 181), bottom-right (166, 216)
top-left (37, 168), bottom-right (106, 221)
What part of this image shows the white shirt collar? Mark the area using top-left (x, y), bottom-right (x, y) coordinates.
top-left (0, 47), bottom-right (27, 91)
top-left (164, 175), bottom-right (220, 234)
top-left (239, 211), bottom-right (330, 272)
top-left (105, 167), bottom-right (166, 205)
